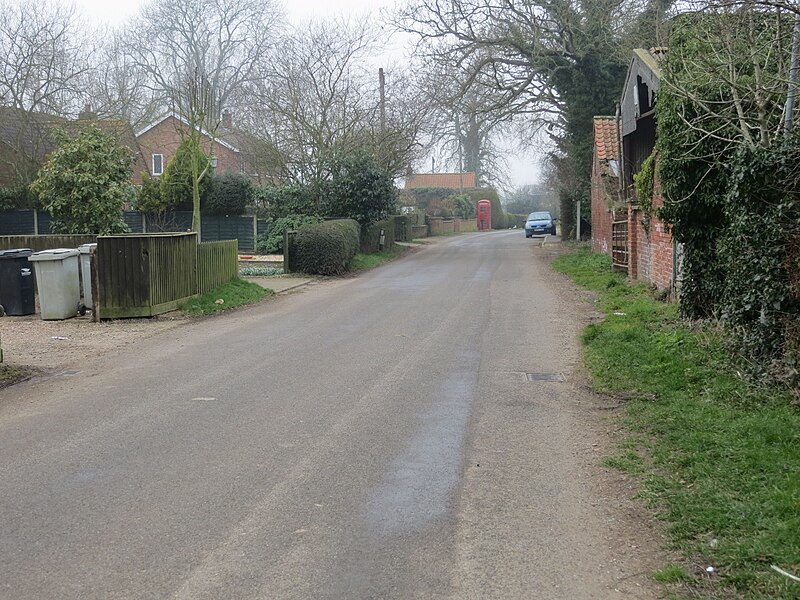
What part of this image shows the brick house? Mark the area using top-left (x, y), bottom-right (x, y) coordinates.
top-left (591, 116), bottom-right (623, 260)
top-left (135, 110), bottom-right (259, 182)
top-left (0, 104), bottom-right (147, 188)
top-left (592, 48), bottom-right (681, 294)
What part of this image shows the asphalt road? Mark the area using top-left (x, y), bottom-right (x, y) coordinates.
top-left (0, 232), bottom-right (660, 599)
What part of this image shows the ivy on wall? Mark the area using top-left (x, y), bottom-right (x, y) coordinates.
top-left (656, 13), bottom-right (800, 385)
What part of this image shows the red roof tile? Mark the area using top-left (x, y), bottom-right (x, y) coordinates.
top-left (404, 172), bottom-right (477, 189)
top-left (593, 117), bottom-right (620, 162)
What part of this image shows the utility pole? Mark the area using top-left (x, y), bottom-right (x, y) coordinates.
top-left (379, 68), bottom-right (386, 135)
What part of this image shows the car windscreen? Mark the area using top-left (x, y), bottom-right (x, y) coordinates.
top-left (527, 212), bottom-right (551, 220)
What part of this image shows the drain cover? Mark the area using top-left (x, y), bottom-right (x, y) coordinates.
top-left (526, 373), bottom-right (564, 382)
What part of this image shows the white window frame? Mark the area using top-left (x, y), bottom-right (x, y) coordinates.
top-left (152, 153), bottom-right (164, 176)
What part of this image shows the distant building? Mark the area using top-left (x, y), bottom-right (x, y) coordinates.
top-left (404, 172), bottom-right (477, 190)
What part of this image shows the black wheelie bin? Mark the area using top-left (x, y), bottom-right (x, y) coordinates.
top-left (0, 248), bottom-right (35, 316)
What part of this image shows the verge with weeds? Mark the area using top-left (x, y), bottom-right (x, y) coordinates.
top-left (350, 247), bottom-right (405, 271)
top-left (179, 278), bottom-right (272, 316)
top-left (553, 246), bottom-right (800, 599)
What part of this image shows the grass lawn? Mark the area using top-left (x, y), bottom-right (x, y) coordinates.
top-left (179, 278), bottom-right (272, 316)
top-left (350, 246), bottom-right (406, 271)
top-left (553, 245), bottom-right (800, 600)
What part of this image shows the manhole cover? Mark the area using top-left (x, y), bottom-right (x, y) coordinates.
top-left (526, 373), bottom-right (564, 382)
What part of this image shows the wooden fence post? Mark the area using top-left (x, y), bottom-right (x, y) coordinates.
top-left (90, 247), bottom-right (100, 322)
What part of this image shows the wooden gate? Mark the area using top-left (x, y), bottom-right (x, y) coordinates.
top-left (612, 220), bottom-right (629, 270)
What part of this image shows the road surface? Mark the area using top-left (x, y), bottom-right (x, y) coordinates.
top-left (0, 231), bottom-right (662, 599)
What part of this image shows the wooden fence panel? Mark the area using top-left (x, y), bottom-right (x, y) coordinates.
top-left (97, 233), bottom-right (198, 319)
top-left (0, 234), bottom-right (96, 251)
top-left (197, 240), bottom-right (238, 294)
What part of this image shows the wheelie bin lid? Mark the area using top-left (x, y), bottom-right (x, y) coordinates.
top-left (78, 243), bottom-right (98, 254)
top-left (0, 248), bottom-right (32, 259)
top-left (29, 248), bottom-right (79, 261)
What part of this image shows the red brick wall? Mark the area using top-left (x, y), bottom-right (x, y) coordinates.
top-left (628, 170), bottom-right (674, 291)
top-left (591, 152), bottom-right (615, 256)
top-left (137, 117), bottom-right (243, 179)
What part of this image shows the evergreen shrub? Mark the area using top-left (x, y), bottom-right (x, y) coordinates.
top-left (293, 219), bottom-right (360, 275)
top-left (205, 172), bottom-right (252, 215)
top-left (256, 214), bottom-right (324, 254)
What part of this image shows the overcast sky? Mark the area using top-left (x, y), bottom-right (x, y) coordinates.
top-left (70, 0), bottom-right (541, 190)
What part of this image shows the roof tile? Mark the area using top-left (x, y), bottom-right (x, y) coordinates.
top-left (404, 172), bottom-right (476, 189)
top-left (593, 116), bottom-right (620, 163)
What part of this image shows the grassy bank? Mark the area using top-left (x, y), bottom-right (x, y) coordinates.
top-left (180, 278), bottom-right (272, 316)
top-left (350, 247), bottom-right (405, 271)
top-left (553, 246), bottom-right (800, 599)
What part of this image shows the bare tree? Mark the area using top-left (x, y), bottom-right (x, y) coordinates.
top-left (395, 0), bottom-right (668, 234)
top-left (0, 0), bottom-right (90, 186)
top-left (86, 31), bottom-right (160, 129)
top-left (246, 18), bottom-right (420, 191)
top-left (126, 0), bottom-right (284, 230)
top-left (662, 2), bottom-right (795, 158)
top-left (418, 65), bottom-right (514, 186)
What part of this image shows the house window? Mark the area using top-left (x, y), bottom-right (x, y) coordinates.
top-left (152, 154), bottom-right (164, 176)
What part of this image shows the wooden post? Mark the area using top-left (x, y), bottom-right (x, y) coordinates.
top-left (283, 230), bottom-right (296, 274)
top-left (576, 201), bottom-right (581, 241)
top-left (90, 247), bottom-right (100, 322)
top-left (252, 214), bottom-right (257, 254)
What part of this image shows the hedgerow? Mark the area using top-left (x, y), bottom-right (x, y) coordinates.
top-left (656, 13), bottom-right (800, 387)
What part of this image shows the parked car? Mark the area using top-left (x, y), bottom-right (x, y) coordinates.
top-left (525, 212), bottom-right (556, 237)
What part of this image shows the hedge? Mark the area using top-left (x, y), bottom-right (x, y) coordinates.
top-left (293, 219), bottom-right (360, 275)
top-left (361, 218), bottom-right (396, 253)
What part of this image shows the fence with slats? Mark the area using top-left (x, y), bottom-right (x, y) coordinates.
top-left (0, 210), bottom-right (266, 252)
top-left (198, 240), bottom-right (238, 294)
top-left (0, 234), bottom-right (96, 251)
top-left (97, 233), bottom-right (198, 319)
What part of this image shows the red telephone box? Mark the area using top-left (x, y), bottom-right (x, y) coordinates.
top-left (477, 199), bottom-right (491, 231)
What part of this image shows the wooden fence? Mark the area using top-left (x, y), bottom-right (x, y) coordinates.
top-left (0, 235), bottom-right (96, 251)
top-left (0, 210), bottom-right (266, 252)
top-left (198, 240), bottom-right (238, 294)
top-left (97, 233), bottom-right (198, 319)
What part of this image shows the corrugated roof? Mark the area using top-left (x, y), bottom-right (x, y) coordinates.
top-left (404, 172), bottom-right (476, 189)
top-left (594, 116), bottom-right (620, 178)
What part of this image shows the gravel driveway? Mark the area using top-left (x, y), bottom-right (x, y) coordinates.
top-left (0, 313), bottom-right (186, 371)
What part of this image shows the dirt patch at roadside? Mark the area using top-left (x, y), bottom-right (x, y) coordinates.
top-left (0, 313), bottom-right (186, 372)
top-left (533, 240), bottom-right (673, 597)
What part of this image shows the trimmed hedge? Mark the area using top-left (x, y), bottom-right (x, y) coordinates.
top-left (361, 218), bottom-right (395, 253)
top-left (293, 219), bottom-right (360, 275)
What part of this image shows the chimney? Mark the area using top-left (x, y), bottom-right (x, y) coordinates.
top-left (78, 103), bottom-right (96, 120)
top-left (222, 109), bottom-right (232, 129)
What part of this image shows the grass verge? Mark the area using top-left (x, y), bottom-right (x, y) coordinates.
top-left (179, 278), bottom-right (272, 316)
top-left (553, 245), bottom-right (800, 599)
top-left (0, 364), bottom-right (32, 388)
top-left (350, 247), bottom-right (405, 271)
